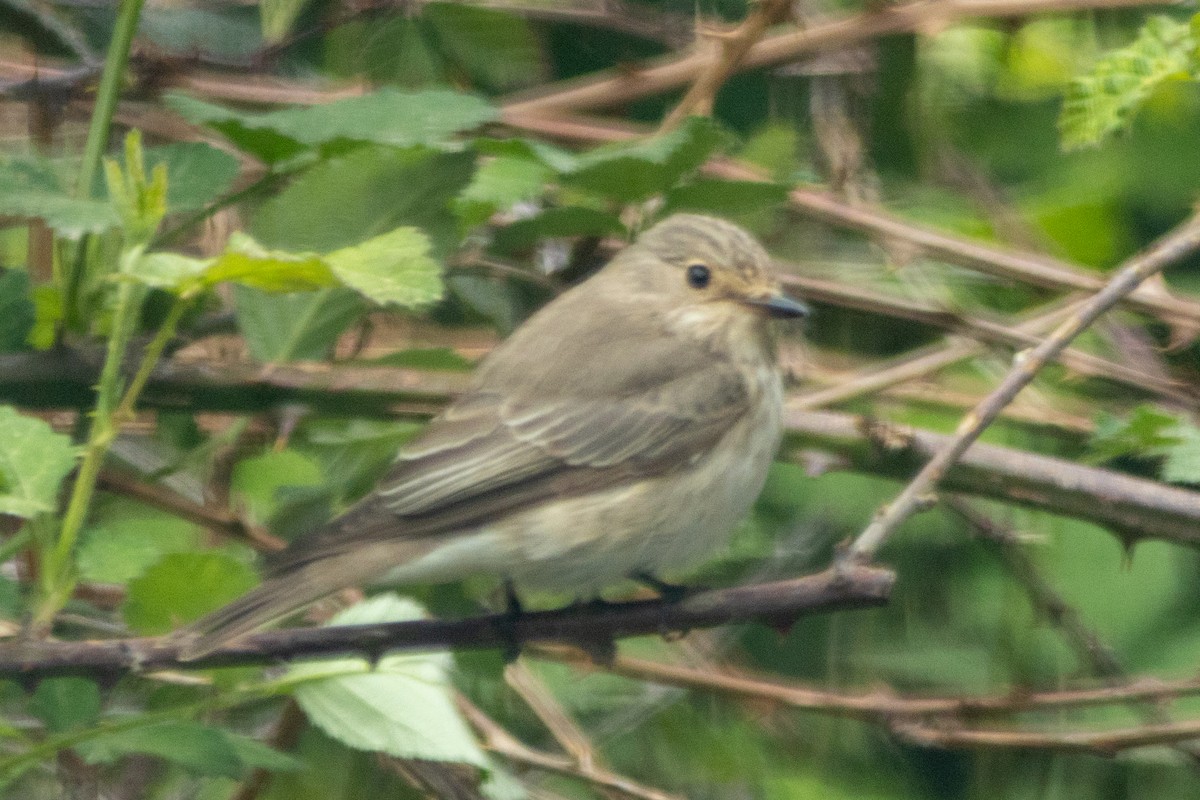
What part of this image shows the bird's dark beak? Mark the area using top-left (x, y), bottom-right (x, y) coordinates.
top-left (744, 292), bottom-right (810, 319)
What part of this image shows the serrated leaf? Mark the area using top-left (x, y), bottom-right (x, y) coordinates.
top-left (124, 552), bottom-right (258, 635)
top-left (234, 286), bottom-right (365, 363)
top-left (0, 270), bottom-right (35, 353)
top-left (261, 0), bottom-right (312, 43)
top-left (251, 146), bottom-right (473, 256)
top-left (144, 142), bottom-right (240, 211)
top-left (207, 233), bottom-right (337, 293)
top-left (0, 193), bottom-right (117, 238)
top-left (129, 252), bottom-right (210, 290)
top-left (222, 732), bottom-right (305, 772)
top-left (423, 3), bottom-right (546, 91)
top-left (1161, 422), bottom-right (1200, 484)
top-left (453, 155), bottom-right (551, 229)
top-left (326, 227), bottom-right (443, 308)
top-left (165, 94), bottom-right (307, 165)
top-left (76, 515), bottom-right (199, 586)
top-left (29, 678), bottom-right (100, 733)
top-left (493, 206), bottom-right (625, 253)
top-left (0, 406), bottom-right (77, 518)
top-left (168, 89), bottom-right (496, 151)
top-left (78, 721), bottom-right (244, 777)
top-left (1059, 16), bottom-right (1194, 150)
top-left (231, 449), bottom-right (324, 524)
top-left (565, 116), bottom-right (729, 202)
top-left (663, 178), bottom-right (788, 215)
top-left (287, 594), bottom-right (487, 767)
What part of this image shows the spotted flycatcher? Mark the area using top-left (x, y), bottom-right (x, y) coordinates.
top-left (181, 213), bottom-right (808, 657)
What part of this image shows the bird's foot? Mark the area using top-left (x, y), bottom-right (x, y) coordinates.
top-left (495, 580), bottom-right (525, 663)
top-left (632, 571), bottom-right (696, 602)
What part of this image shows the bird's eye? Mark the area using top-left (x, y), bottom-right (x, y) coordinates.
top-left (686, 264), bottom-right (711, 289)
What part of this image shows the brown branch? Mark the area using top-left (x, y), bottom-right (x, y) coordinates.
top-left (783, 408), bottom-right (1200, 548)
top-left (779, 279), bottom-right (1190, 403)
top-left (847, 212), bottom-right (1200, 561)
top-left (893, 718), bottom-right (1200, 755)
top-left (505, 660), bottom-right (598, 770)
top-left (660, 0), bottom-right (793, 130)
top-left (459, 696), bottom-right (683, 800)
top-left (501, 0), bottom-right (1172, 117)
top-left (532, 645), bottom-right (1200, 720)
top-left (0, 566), bottom-right (893, 678)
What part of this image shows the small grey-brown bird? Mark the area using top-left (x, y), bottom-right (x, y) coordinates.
top-left (181, 213), bottom-right (808, 658)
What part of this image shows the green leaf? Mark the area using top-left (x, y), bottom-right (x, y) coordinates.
top-left (251, 146), bottom-right (473, 255)
top-left (364, 347), bottom-right (473, 371)
top-left (453, 155), bottom-right (552, 229)
top-left (165, 94), bottom-right (307, 165)
top-left (27, 285), bottom-right (63, 350)
top-left (145, 142), bottom-right (240, 212)
top-left (423, 3), bottom-right (546, 91)
top-left (169, 89), bottom-right (496, 151)
top-left (139, 7), bottom-right (263, 62)
top-left (260, 0), bottom-right (312, 43)
top-left (222, 731), bottom-right (305, 772)
top-left (76, 510), bottom-right (199, 585)
top-left (207, 233), bottom-right (338, 293)
top-left (0, 406), bottom-right (77, 518)
top-left (231, 449), bottom-right (324, 524)
top-left (1161, 422), bottom-right (1200, 484)
top-left (493, 206), bottom-right (625, 253)
top-left (565, 116), bottom-right (729, 202)
top-left (1059, 16), bottom-right (1194, 150)
top-left (234, 287), bottom-right (365, 363)
top-left (78, 721), bottom-right (245, 778)
top-left (0, 193), bottom-right (117, 238)
top-left (0, 156), bottom-right (117, 238)
top-left (124, 552), bottom-right (258, 635)
top-left (287, 594), bottom-right (487, 767)
top-left (128, 252), bottom-right (210, 290)
top-left (0, 270), bottom-right (35, 353)
top-left (326, 227), bottom-right (444, 308)
top-left (474, 137), bottom-right (579, 174)
top-left (663, 178), bottom-right (789, 215)
top-left (29, 678), bottom-right (100, 733)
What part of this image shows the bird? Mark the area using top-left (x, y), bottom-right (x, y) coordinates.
top-left (179, 213), bottom-right (808, 659)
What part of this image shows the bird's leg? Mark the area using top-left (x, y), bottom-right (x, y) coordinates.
top-left (632, 571), bottom-right (693, 602)
top-left (495, 579), bottom-right (525, 663)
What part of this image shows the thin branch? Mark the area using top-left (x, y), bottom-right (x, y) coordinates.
top-left (531, 645), bottom-right (1200, 719)
top-left (893, 718), bottom-right (1200, 755)
top-left (506, 660), bottom-right (598, 770)
top-left (847, 213), bottom-right (1200, 561)
top-left (660, 0), bottom-right (793, 129)
top-left (459, 696), bottom-right (683, 800)
top-left (0, 566), bottom-right (894, 678)
top-left (780, 282), bottom-right (1190, 404)
top-left (501, 0), bottom-right (1170, 117)
top-left (783, 408), bottom-right (1200, 548)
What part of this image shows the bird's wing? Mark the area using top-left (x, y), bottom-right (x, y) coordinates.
top-left (269, 355), bottom-right (753, 573)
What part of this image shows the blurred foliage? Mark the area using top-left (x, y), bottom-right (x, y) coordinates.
top-left (0, 0), bottom-right (1197, 798)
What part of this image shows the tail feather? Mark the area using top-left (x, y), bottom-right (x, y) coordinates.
top-left (176, 537), bottom-right (440, 661)
top-left (177, 574), bottom-right (333, 661)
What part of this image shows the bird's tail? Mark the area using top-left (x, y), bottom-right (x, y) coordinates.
top-left (176, 534), bottom-right (437, 660)
top-left (176, 568), bottom-right (336, 661)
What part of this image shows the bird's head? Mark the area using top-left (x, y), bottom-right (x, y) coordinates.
top-left (610, 213), bottom-right (808, 355)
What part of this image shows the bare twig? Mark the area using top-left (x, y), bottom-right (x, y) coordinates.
top-left (506, 660), bottom-right (598, 769)
top-left (459, 696), bottom-right (683, 800)
top-left (893, 718), bottom-right (1200, 755)
top-left (532, 645), bottom-right (1200, 719)
top-left (783, 408), bottom-right (1200, 548)
top-left (501, 0), bottom-right (1170, 117)
top-left (660, 0), bottom-right (793, 129)
top-left (847, 213), bottom-right (1200, 561)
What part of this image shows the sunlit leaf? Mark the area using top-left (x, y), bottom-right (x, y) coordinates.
top-left (0, 406), bottom-right (77, 518)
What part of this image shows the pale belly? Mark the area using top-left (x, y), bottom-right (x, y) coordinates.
top-left (380, 369), bottom-right (784, 595)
